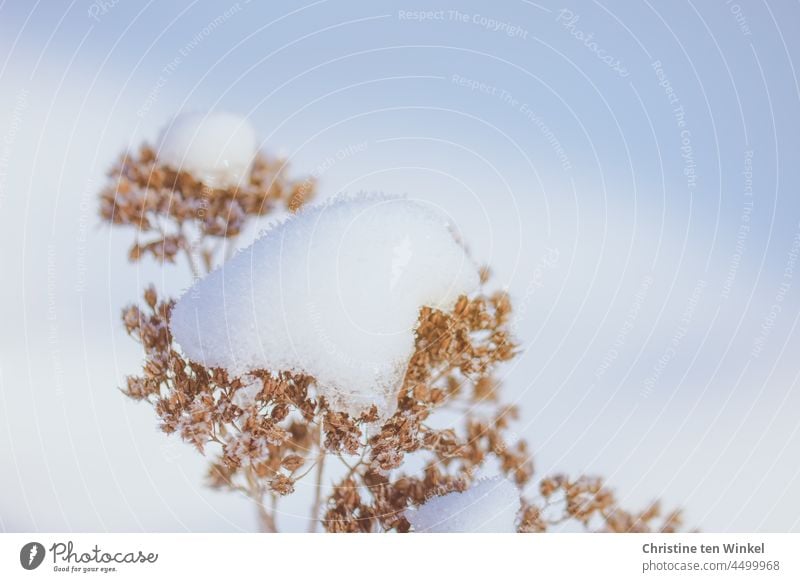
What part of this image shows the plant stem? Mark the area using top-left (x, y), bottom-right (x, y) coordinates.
top-left (257, 494), bottom-right (278, 533)
top-left (307, 424), bottom-right (326, 532)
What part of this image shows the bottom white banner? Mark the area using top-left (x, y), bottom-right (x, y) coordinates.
top-left (1, 533), bottom-right (797, 581)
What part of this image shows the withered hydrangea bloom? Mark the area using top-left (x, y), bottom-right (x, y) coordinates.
top-left (100, 118), bottom-right (682, 533)
top-left (100, 143), bottom-right (313, 274)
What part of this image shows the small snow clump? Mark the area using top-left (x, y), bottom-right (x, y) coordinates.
top-left (157, 111), bottom-right (257, 189)
top-left (170, 194), bottom-right (479, 420)
top-left (230, 376), bottom-right (264, 408)
top-left (406, 476), bottom-right (520, 533)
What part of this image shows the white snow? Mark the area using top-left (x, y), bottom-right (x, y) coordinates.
top-left (156, 111), bottom-right (257, 189)
top-left (170, 194), bottom-right (479, 420)
top-left (231, 376), bottom-right (264, 408)
top-left (406, 476), bottom-right (520, 533)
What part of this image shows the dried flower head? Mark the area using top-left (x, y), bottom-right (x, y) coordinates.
top-left (100, 143), bottom-right (314, 273)
top-left (101, 129), bottom-right (682, 534)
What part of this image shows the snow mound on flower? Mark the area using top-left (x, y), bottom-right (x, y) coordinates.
top-left (406, 477), bottom-right (520, 533)
top-left (170, 194), bottom-right (479, 420)
top-left (157, 111), bottom-right (257, 189)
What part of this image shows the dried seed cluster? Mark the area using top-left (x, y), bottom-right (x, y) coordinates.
top-left (102, 142), bottom-right (682, 533)
top-left (99, 144), bottom-right (314, 272)
top-left (518, 475), bottom-right (683, 533)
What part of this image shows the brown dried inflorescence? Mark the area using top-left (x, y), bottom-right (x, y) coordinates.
top-left (103, 141), bottom-right (682, 533)
top-left (99, 144), bottom-right (314, 273)
top-left (519, 475), bottom-right (684, 533)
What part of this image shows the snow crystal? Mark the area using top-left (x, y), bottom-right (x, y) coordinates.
top-left (231, 377), bottom-right (263, 408)
top-left (406, 476), bottom-right (520, 533)
top-left (170, 194), bottom-right (479, 420)
top-left (157, 111), bottom-right (257, 189)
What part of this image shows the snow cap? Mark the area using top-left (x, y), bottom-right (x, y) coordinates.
top-left (406, 476), bottom-right (520, 533)
top-left (170, 194), bottom-right (480, 420)
top-left (157, 111), bottom-right (257, 189)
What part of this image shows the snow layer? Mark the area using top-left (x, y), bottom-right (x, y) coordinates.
top-left (157, 111), bottom-right (257, 189)
top-left (170, 195), bottom-right (479, 420)
top-left (406, 476), bottom-right (520, 533)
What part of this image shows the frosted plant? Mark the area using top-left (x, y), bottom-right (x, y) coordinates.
top-left (101, 112), bottom-right (683, 533)
top-left (170, 195), bottom-right (480, 421)
top-left (99, 112), bottom-right (312, 275)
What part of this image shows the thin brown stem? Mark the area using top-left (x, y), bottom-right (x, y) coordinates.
top-left (257, 496), bottom-right (277, 533)
top-left (307, 423), bottom-right (326, 532)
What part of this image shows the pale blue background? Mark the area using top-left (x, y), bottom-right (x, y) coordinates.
top-left (1, 0), bottom-right (799, 531)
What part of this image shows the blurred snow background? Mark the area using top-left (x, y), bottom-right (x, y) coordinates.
top-left (1, 0), bottom-right (799, 532)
